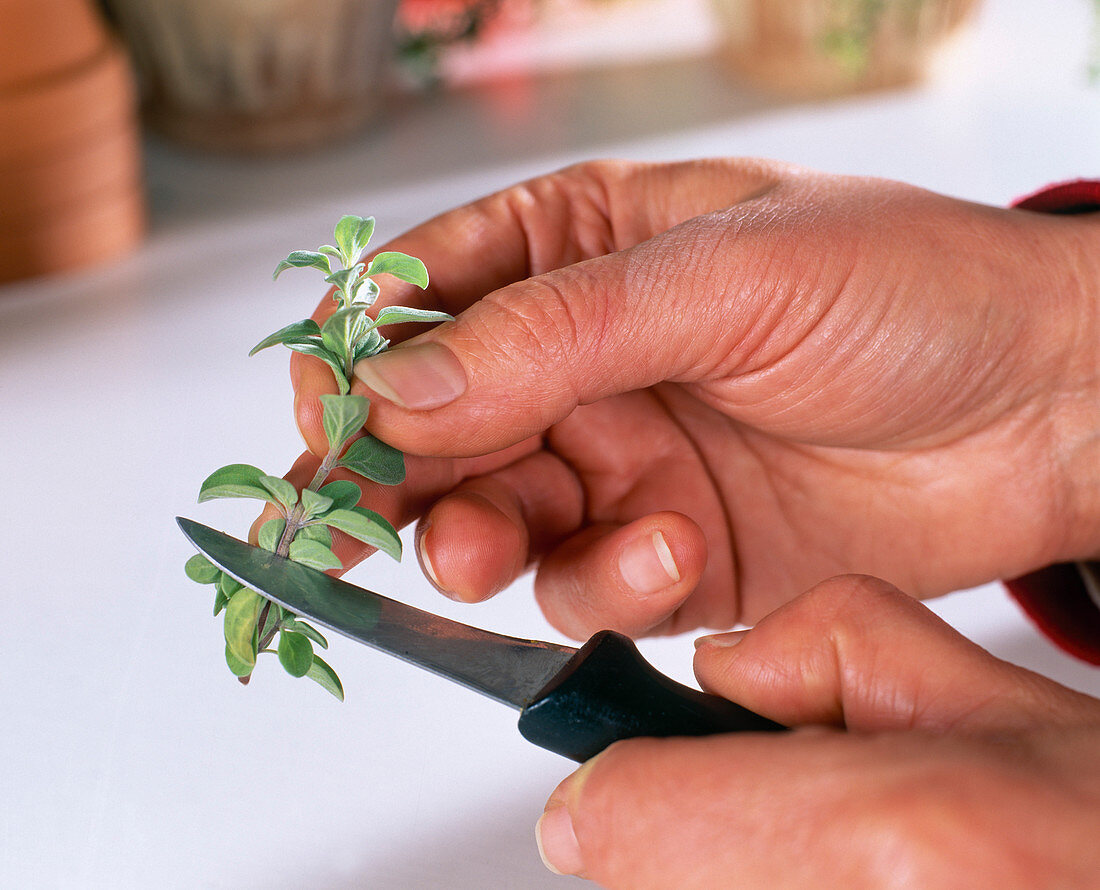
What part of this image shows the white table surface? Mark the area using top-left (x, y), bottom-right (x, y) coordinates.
top-left (2, 1), bottom-right (1098, 887)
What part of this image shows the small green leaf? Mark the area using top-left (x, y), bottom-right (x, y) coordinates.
top-left (369, 306), bottom-right (452, 329)
top-left (320, 306), bottom-right (368, 364)
top-left (338, 434), bottom-right (406, 485)
top-left (354, 216), bottom-right (376, 255)
top-left (288, 538), bottom-right (343, 571)
top-left (297, 523), bottom-right (333, 548)
top-left (184, 553), bottom-right (220, 584)
top-left (321, 393), bottom-right (369, 452)
top-left (283, 341), bottom-right (350, 394)
top-left (306, 654), bottom-right (344, 701)
top-left (325, 266), bottom-right (364, 297)
top-left (353, 328), bottom-right (387, 363)
top-left (213, 588), bottom-right (229, 616)
top-left (198, 464), bottom-right (274, 504)
top-left (216, 571), bottom-right (243, 600)
top-left (365, 252), bottom-right (429, 289)
top-left (318, 244), bottom-right (342, 260)
top-left (224, 588), bottom-right (263, 668)
top-left (273, 250), bottom-right (332, 280)
top-left (299, 487), bottom-right (334, 521)
top-left (334, 215), bottom-right (365, 261)
top-left (281, 618), bottom-right (329, 649)
top-left (318, 480), bottom-right (362, 511)
top-left (225, 643), bottom-right (254, 677)
top-left (277, 631), bottom-right (314, 678)
top-left (259, 475), bottom-right (298, 514)
top-left (249, 319), bottom-right (321, 356)
top-left (258, 517), bottom-right (286, 552)
top-left (321, 507), bottom-right (402, 560)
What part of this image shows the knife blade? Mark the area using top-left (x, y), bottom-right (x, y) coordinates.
top-left (179, 517), bottom-right (785, 761)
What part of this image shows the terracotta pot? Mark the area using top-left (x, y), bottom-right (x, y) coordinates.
top-left (103, 0), bottom-right (402, 153)
top-left (0, 182), bottom-right (145, 283)
top-left (711, 0), bottom-right (981, 97)
top-left (0, 0), bottom-right (109, 89)
top-left (0, 5), bottom-right (145, 285)
top-left (0, 42), bottom-right (136, 163)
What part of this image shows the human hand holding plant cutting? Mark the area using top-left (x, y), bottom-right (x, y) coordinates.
top-left (235, 159), bottom-right (1100, 884)
top-left (284, 159), bottom-right (1100, 638)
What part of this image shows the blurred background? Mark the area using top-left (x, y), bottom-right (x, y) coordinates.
top-left (3, 0), bottom-right (1096, 281)
top-left (1, 2), bottom-right (1098, 888)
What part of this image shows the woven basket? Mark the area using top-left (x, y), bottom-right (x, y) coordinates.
top-left (104, 0), bottom-right (400, 153)
top-left (712, 0), bottom-right (981, 96)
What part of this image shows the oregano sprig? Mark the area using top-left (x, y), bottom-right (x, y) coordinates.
top-left (184, 215), bottom-right (452, 699)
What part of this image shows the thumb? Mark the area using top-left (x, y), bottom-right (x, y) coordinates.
top-left (350, 227), bottom-right (738, 457)
top-left (694, 574), bottom-right (1098, 733)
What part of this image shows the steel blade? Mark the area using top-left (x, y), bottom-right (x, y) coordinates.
top-left (178, 518), bottom-right (575, 709)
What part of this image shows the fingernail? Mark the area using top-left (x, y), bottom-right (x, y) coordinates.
top-left (694, 629), bottom-right (749, 649)
top-left (619, 531), bottom-right (680, 595)
top-left (536, 805), bottom-right (583, 876)
top-left (353, 341), bottom-right (466, 410)
top-left (417, 523), bottom-right (454, 598)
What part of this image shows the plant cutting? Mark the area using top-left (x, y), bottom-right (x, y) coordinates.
top-left (183, 215), bottom-right (451, 699)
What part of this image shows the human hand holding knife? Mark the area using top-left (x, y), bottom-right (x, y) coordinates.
top-left (178, 517), bottom-right (784, 762)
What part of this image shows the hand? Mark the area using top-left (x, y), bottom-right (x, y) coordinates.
top-left (535, 575), bottom-right (1100, 888)
top-left (274, 159), bottom-right (1100, 637)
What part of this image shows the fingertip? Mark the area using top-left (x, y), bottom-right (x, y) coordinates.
top-left (536, 512), bottom-right (707, 639)
top-left (416, 490), bottom-right (527, 602)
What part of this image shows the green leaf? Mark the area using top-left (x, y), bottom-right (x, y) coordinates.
top-left (299, 487), bottom-right (334, 521)
top-left (184, 553), bottom-right (220, 584)
top-left (321, 507), bottom-right (402, 560)
top-left (249, 319), bottom-right (321, 356)
top-left (216, 571), bottom-right (243, 600)
top-left (356, 278), bottom-right (381, 308)
top-left (338, 434), bottom-right (406, 485)
top-left (297, 523), bottom-right (333, 548)
top-left (283, 341), bottom-right (350, 394)
top-left (334, 215), bottom-right (365, 261)
top-left (277, 631), bottom-right (314, 678)
top-left (259, 475), bottom-right (298, 514)
top-left (305, 654), bottom-right (344, 701)
top-left (320, 306), bottom-right (368, 364)
top-left (353, 328), bottom-right (387, 363)
top-left (318, 480), bottom-right (362, 512)
top-left (354, 216), bottom-right (376, 255)
top-left (225, 643), bottom-right (254, 677)
top-left (213, 588), bottom-right (230, 616)
top-left (197, 464), bottom-right (274, 504)
top-left (318, 244), bottom-right (342, 260)
top-left (321, 393), bottom-right (369, 452)
top-left (288, 538), bottom-right (343, 571)
top-left (258, 517), bottom-right (286, 552)
top-left (224, 588), bottom-right (263, 669)
top-left (370, 306), bottom-right (452, 329)
top-left (281, 618), bottom-right (329, 649)
top-left (365, 252), bottom-right (429, 289)
top-left (325, 266), bottom-right (364, 298)
top-left (273, 250), bottom-right (332, 280)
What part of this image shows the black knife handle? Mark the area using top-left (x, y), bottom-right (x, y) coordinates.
top-left (517, 630), bottom-right (785, 762)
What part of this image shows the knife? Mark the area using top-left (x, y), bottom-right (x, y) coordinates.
top-left (178, 517), bottom-right (785, 761)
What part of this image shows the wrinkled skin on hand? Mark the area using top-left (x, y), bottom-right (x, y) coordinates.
top-left (266, 158), bottom-right (1100, 640)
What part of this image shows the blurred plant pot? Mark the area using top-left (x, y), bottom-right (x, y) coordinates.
top-left (711, 0), bottom-right (981, 97)
top-left (103, 0), bottom-right (401, 153)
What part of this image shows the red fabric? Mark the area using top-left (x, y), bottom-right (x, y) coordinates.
top-left (1004, 180), bottom-right (1100, 665)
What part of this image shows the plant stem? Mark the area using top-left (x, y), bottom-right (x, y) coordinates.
top-left (273, 444), bottom-right (343, 557)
